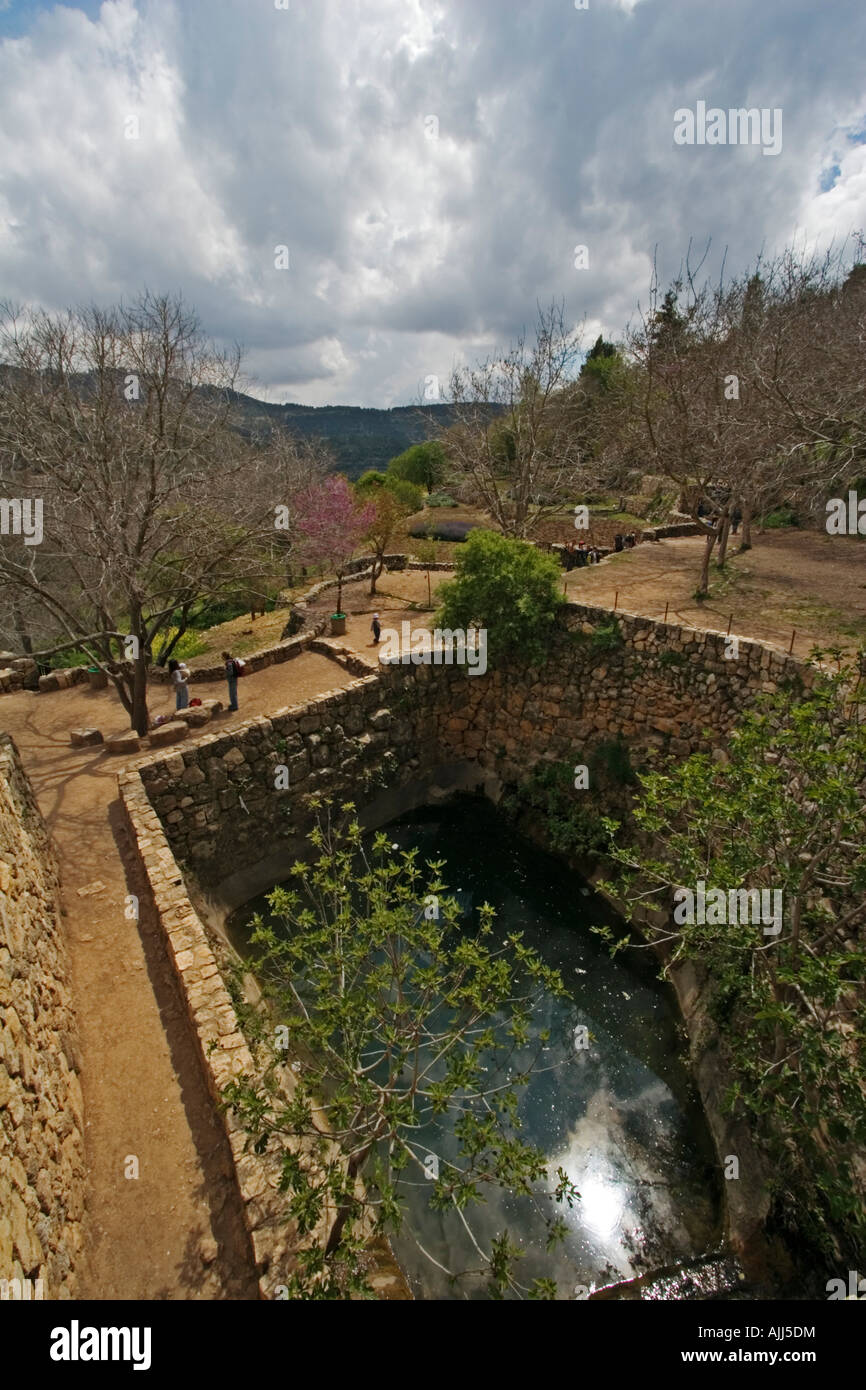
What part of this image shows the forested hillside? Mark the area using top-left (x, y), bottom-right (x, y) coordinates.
top-left (224, 393), bottom-right (484, 477)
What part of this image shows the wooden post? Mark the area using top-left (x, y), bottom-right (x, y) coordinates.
top-left (613, 591), bottom-right (619, 612)
top-left (663, 601), bottom-right (669, 623)
top-left (789, 629), bottom-right (796, 654)
top-left (726, 613), bottom-right (733, 636)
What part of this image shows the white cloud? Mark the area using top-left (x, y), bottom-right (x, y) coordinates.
top-left (0, 0), bottom-right (864, 405)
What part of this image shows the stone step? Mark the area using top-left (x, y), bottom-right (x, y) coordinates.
top-left (147, 721), bottom-right (190, 748)
top-left (105, 732), bottom-right (142, 755)
top-left (70, 728), bottom-right (104, 748)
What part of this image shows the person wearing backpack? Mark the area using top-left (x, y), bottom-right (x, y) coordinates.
top-left (222, 650), bottom-right (242, 711)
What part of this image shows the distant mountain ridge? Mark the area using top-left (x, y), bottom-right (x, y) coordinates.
top-left (223, 390), bottom-right (479, 479)
top-left (0, 368), bottom-right (501, 481)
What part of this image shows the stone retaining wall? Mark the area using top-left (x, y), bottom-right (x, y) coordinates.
top-left (118, 750), bottom-right (409, 1300)
top-left (118, 602), bottom-right (812, 1283)
top-left (0, 735), bottom-right (85, 1299)
top-left (0, 657), bottom-right (39, 695)
top-left (138, 601), bottom-right (810, 883)
top-left (148, 626), bottom-right (328, 685)
top-left (642, 521), bottom-right (704, 541)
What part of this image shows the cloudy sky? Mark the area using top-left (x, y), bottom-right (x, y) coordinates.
top-left (0, 0), bottom-right (864, 406)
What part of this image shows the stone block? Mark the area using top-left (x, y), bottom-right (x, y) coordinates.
top-left (147, 722), bottom-right (190, 749)
top-left (105, 731), bottom-right (142, 755)
top-left (69, 729), bottom-right (104, 748)
top-left (37, 673), bottom-right (60, 693)
top-left (174, 707), bottom-right (212, 728)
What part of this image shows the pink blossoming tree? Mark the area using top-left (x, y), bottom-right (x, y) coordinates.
top-left (296, 475), bottom-right (375, 614)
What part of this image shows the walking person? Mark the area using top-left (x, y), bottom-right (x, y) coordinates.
top-left (371, 613), bottom-right (381, 645)
top-left (168, 658), bottom-right (190, 711)
top-left (222, 650), bottom-right (240, 711)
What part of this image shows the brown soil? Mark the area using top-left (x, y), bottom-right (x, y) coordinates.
top-left (562, 529), bottom-right (866, 658)
top-left (313, 530), bottom-right (866, 661)
top-left (2, 528), bottom-right (862, 1299)
top-left (313, 569), bottom-right (453, 650)
top-left (0, 651), bottom-right (356, 1300)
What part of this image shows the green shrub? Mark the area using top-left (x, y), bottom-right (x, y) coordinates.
top-left (590, 737), bottom-right (637, 786)
top-left (384, 477), bottom-right (424, 512)
top-left (503, 761), bottom-right (610, 858)
top-left (436, 530), bottom-right (563, 666)
top-left (588, 619), bottom-right (624, 652)
top-left (426, 492), bottom-right (458, 508)
top-left (759, 505), bottom-right (799, 529)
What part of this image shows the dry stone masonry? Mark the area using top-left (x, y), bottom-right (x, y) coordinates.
top-left (134, 602), bottom-right (811, 885)
top-left (117, 601), bottom-right (812, 1287)
top-left (0, 735), bottom-right (85, 1298)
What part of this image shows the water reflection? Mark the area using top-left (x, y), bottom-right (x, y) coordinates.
top-left (227, 794), bottom-right (721, 1300)
top-left (381, 798), bottom-right (720, 1299)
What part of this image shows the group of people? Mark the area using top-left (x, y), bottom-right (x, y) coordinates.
top-left (613, 532), bottom-right (638, 552)
top-left (167, 651), bottom-right (243, 714)
top-left (562, 540), bottom-right (602, 570)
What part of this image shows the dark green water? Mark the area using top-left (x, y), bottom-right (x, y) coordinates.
top-left (227, 795), bottom-right (722, 1299)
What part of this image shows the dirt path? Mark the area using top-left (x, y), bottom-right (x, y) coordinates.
top-left (0, 651), bottom-right (356, 1300)
top-left (4, 537), bottom-right (862, 1298)
top-left (562, 530), bottom-right (866, 658)
top-left (309, 533), bottom-right (866, 663)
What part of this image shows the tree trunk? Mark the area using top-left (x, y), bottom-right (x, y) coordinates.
top-left (127, 608), bottom-right (149, 735)
top-left (716, 512), bottom-right (731, 567)
top-left (369, 555), bottom-right (383, 596)
top-left (324, 1144), bottom-right (371, 1258)
top-left (131, 651), bottom-right (149, 736)
top-left (739, 502), bottom-right (753, 552)
top-left (11, 595), bottom-right (33, 654)
top-left (697, 530), bottom-right (716, 596)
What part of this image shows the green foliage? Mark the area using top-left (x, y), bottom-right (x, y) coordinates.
top-left (356, 469), bottom-right (389, 491)
top-left (221, 798), bottom-right (578, 1299)
top-left (436, 530), bottom-right (564, 667)
top-left (758, 505), bottom-right (799, 529)
top-left (387, 440), bottom-right (446, 492)
top-left (571, 618), bottom-right (624, 654)
top-left (502, 762), bottom-right (609, 859)
top-left (356, 470), bottom-right (422, 513)
top-left (589, 619), bottom-right (624, 652)
top-left (503, 741), bottom-right (636, 861)
top-left (186, 589), bottom-right (279, 629)
top-left (51, 624), bottom-right (208, 669)
top-left (579, 337), bottom-right (624, 393)
top-left (385, 477), bottom-right (423, 513)
top-left (426, 492), bottom-right (458, 508)
top-left (657, 649), bottom-right (687, 669)
top-left (598, 657), bottom-right (866, 1264)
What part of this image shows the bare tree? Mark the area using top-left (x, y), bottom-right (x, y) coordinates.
top-left (623, 236), bottom-right (866, 595)
top-left (0, 292), bottom-right (287, 733)
top-left (442, 302), bottom-right (591, 538)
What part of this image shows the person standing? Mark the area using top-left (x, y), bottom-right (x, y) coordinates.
top-left (168, 658), bottom-right (190, 710)
top-left (371, 613), bottom-right (381, 645)
top-left (222, 650), bottom-right (239, 711)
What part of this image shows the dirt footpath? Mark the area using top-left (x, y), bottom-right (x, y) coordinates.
top-left (563, 530), bottom-right (866, 658)
top-left (0, 651), bottom-right (355, 1300)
